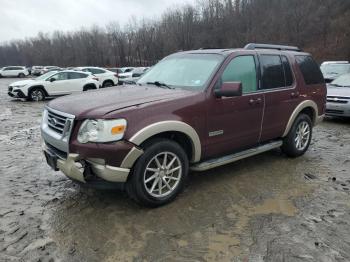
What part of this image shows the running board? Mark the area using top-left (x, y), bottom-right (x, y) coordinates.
top-left (190, 140), bottom-right (283, 172)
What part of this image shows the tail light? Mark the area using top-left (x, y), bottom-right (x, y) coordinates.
top-left (114, 73), bottom-right (119, 78)
top-left (93, 77), bottom-right (99, 81)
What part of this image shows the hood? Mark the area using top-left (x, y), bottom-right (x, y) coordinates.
top-left (47, 85), bottom-right (194, 119)
top-left (327, 85), bottom-right (350, 97)
top-left (9, 79), bottom-right (36, 87)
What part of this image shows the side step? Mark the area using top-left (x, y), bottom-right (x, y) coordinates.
top-left (190, 140), bottom-right (283, 172)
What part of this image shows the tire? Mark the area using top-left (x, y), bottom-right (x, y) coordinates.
top-left (18, 73), bottom-right (25, 78)
top-left (28, 88), bottom-right (45, 101)
top-left (281, 114), bottom-right (312, 157)
top-left (0, 74), bottom-right (2, 78)
top-left (126, 139), bottom-right (189, 207)
top-left (102, 80), bottom-right (114, 88)
top-left (83, 84), bottom-right (96, 91)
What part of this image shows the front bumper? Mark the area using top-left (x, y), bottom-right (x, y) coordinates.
top-left (57, 154), bottom-right (130, 183)
top-left (8, 90), bottom-right (26, 98)
top-left (326, 102), bottom-right (350, 117)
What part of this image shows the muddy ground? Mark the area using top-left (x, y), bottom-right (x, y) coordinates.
top-left (0, 77), bottom-right (349, 262)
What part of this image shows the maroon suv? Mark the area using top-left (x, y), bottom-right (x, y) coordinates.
top-left (41, 43), bottom-right (326, 207)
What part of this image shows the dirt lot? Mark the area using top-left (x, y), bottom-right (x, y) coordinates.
top-left (0, 77), bottom-right (349, 262)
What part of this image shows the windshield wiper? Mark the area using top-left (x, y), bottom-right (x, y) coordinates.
top-left (146, 81), bottom-right (174, 89)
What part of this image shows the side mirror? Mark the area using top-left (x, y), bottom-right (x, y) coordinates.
top-left (49, 78), bottom-right (56, 82)
top-left (214, 82), bottom-right (242, 98)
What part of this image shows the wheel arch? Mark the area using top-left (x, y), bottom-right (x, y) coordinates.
top-left (129, 121), bottom-right (201, 163)
top-left (102, 79), bottom-right (114, 86)
top-left (282, 100), bottom-right (318, 137)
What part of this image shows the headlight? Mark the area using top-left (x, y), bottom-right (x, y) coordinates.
top-left (77, 119), bottom-right (127, 143)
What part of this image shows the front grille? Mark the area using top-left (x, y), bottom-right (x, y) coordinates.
top-left (47, 110), bottom-right (69, 134)
top-left (326, 109), bottom-right (344, 115)
top-left (327, 96), bottom-right (349, 104)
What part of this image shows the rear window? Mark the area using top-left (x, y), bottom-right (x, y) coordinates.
top-left (296, 55), bottom-right (324, 85)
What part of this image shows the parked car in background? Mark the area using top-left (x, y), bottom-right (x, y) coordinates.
top-left (75, 67), bottom-right (118, 87)
top-left (0, 66), bottom-right (29, 78)
top-left (326, 73), bottom-right (350, 117)
top-left (40, 66), bottom-right (61, 75)
top-left (106, 67), bottom-right (123, 75)
top-left (41, 43), bottom-right (326, 207)
top-left (31, 66), bottom-right (44, 76)
top-left (119, 67), bottom-right (149, 84)
top-left (320, 61), bottom-right (350, 83)
top-left (8, 70), bottom-right (99, 101)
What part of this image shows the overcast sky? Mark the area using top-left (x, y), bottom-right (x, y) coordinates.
top-left (0, 0), bottom-right (196, 43)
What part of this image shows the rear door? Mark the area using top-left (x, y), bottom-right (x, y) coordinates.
top-left (68, 72), bottom-right (88, 92)
top-left (258, 53), bottom-right (301, 142)
top-left (206, 54), bottom-right (265, 158)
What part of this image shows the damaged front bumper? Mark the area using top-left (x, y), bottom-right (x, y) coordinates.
top-left (43, 146), bottom-right (134, 184)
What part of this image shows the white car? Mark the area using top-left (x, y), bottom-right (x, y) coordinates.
top-left (8, 70), bottom-right (99, 101)
top-left (40, 66), bottom-right (61, 75)
top-left (0, 66), bottom-right (29, 78)
top-left (75, 67), bottom-right (119, 87)
top-left (118, 67), bottom-right (148, 82)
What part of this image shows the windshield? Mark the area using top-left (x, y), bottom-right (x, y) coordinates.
top-left (138, 54), bottom-right (224, 90)
top-left (35, 71), bottom-right (57, 80)
top-left (321, 64), bottom-right (350, 75)
top-left (330, 73), bottom-right (350, 87)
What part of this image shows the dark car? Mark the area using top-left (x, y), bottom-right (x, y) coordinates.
top-left (41, 43), bottom-right (326, 207)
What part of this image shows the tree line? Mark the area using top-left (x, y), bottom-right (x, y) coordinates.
top-left (0, 0), bottom-right (349, 67)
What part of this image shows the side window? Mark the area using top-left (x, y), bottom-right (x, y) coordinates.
top-left (51, 72), bottom-right (69, 81)
top-left (260, 55), bottom-right (284, 89)
top-left (89, 68), bottom-right (105, 74)
top-left (281, 56), bottom-right (293, 86)
top-left (295, 55), bottom-right (324, 85)
top-left (221, 56), bottom-right (257, 93)
top-left (69, 72), bottom-right (87, 79)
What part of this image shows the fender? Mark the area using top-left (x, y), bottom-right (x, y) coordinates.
top-left (282, 100), bottom-right (318, 137)
top-left (129, 121), bottom-right (202, 162)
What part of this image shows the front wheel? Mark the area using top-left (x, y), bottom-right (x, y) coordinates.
top-left (28, 88), bottom-right (45, 101)
top-left (281, 114), bottom-right (312, 157)
top-left (126, 139), bottom-right (189, 207)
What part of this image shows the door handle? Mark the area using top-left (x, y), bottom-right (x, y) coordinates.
top-left (249, 97), bottom-right (263, 105)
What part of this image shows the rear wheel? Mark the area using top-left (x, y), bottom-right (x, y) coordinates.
top-left (83, 84), bottom-right (96, 91)
top-left (126, 139), bottom-right (188, 207)
top-left (102, 80), bottom-right (114, 88)
top-left (28, 88), bottom-right (45, 101)
top-left (281, 114), bottom-right (312, 157)
top-left (18, 73), bottom-right (25, 78)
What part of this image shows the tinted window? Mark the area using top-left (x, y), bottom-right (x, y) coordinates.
top-left (296, 55), bottom-right (324, 85)
top-left (51, 72), bottom-right (69, 81)
top-left (281, 56), bottom-right (293, 86)
top-left (89, 68), bottom-right (105, 74)
top-left (69, 72), bottom-right (87, 79)
top-left (260, 55), bottom-right (285, 89)
top-left (222, 55), bottom-right (257, 93)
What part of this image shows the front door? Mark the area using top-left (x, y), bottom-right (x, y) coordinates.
top-left (205, 54), bottom-right (264, 158)
top-left (46, 72), bottom-right (70, 95)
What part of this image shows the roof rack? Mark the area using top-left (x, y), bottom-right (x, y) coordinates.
top-left (244, 43), bottom-right (301, 52)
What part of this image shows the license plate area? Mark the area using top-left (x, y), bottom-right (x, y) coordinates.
top-left (44, 150), bottom-right (58, 171)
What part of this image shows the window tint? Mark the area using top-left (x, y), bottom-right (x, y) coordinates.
top-left (51, 72), bottom-right (69, 81)
top-left (89, 68), bottom-right (105, 74)
top-left (69, 72), bottom-right (87, 79)
top-left (260, 55), bottom-right (285, 89)
top-left (296, 55), bottom-right (324, 85)
top-left (281, 56), bottom-right (293, 86)
top-left (221, 55), bottom-right (257, 93)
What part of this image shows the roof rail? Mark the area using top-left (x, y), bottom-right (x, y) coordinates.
top-left (244, 43), bottom-right (301, 52)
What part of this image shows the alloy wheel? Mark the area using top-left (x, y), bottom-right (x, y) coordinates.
top-left (294, 121), bottom-right (310, 151)
top-left (31, 90), bottom-right (44, 101)
top-left (143, 152), bottom-right (182, 198)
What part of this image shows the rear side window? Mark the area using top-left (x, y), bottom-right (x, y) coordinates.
top-left (296, 55), bottom-right (324, 85)
top-left (281, 56), bottom-right (293, 86)
top-left (260, 55), bottom-right (285, 89)
top-left (221, 55), bottom-right (257, 93)
top-left (89, 68), bottom-right (105, 74)
top-left (69, 72), bottom-right (87, 79)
